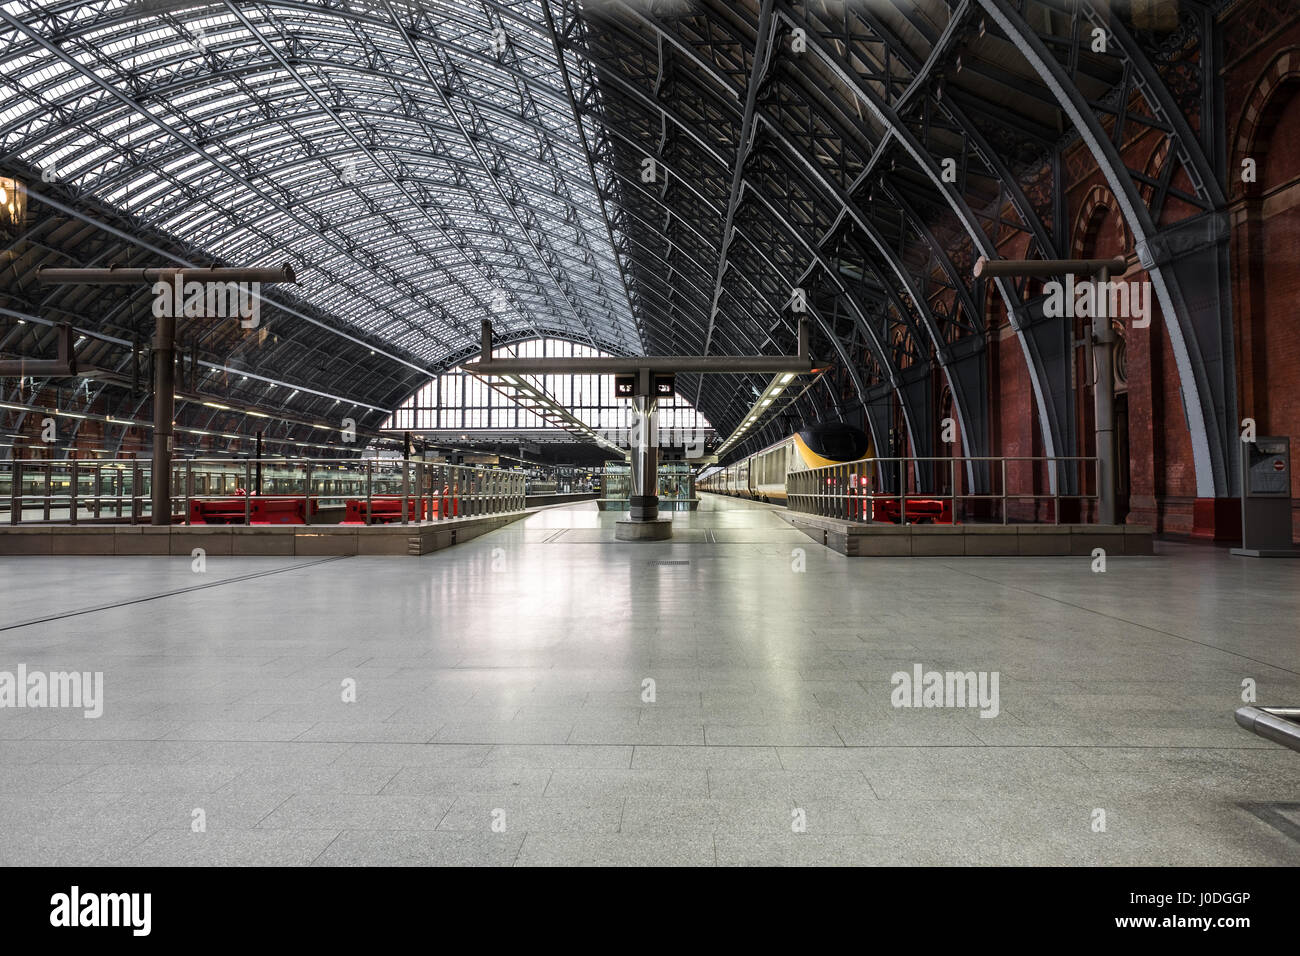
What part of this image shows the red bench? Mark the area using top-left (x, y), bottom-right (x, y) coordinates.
top-left (869, 497), bottom-right (954, 524)
top-left (189, 496), bottom-right (249, 524)
top-left (252, 497), bottom-right (315, 524)
top-left (839, 488), bottom-right (953, 524)
top-left (189, 495), bottom-right (316, 525)
top-left (341, 496), bottom-right (429, 524)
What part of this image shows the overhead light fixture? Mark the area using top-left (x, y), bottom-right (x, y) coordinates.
top-left (0, 176), bottom-right (27, 233)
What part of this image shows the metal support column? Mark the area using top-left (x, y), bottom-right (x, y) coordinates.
top-left (629, 393), bottom-right (659, 521)
top-left (9, 461), bottom-right (19, 526)
top-left (150, 309), bottom-right (175, 526)
top-left (302, 461), bottom-right (312, 526)
top-left (365, 460), bottom-right (373, 526)
top-left (401, 457), bottom-right (410, 526)
top-left (131, 461), bottom-right (142, 524)
top-left (1092, 266), bottom-right (1117, 526)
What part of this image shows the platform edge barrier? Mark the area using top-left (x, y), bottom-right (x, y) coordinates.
top-left (774, 511), bottom-right (1154, 557)
top-left (0, 511), bottom-right (529, 557)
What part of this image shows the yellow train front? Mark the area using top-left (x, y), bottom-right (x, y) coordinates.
top-left (698, 422), bottom-right (873, 503)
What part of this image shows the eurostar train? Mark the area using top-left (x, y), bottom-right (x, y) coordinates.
top-left (697, 422), bottom-right (873, 503)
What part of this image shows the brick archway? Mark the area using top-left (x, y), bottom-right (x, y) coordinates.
top-left (1232, 46), bottom-right (1300, 199)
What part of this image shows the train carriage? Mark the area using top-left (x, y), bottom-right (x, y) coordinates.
top-left (698, 422), bottom-right (873, 503)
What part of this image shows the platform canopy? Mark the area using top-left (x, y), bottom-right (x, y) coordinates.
top-left (0, 1), bottom-right (1231, 484)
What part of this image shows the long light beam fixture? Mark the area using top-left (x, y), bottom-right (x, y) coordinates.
top-left (714, 371), bottom-right (799, 459)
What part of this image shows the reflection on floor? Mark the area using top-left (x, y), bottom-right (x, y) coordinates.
top-left (1, 494), bottom-right (1298, 866)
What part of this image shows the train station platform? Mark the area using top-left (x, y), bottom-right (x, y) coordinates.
top-left (2, 495), bottom-right (1298, 866)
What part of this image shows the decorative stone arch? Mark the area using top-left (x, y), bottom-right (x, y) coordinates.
top-left (1072, 184), bottom-right (1130, 260)
top-left (1231, 46), bottom-right (1300, 200)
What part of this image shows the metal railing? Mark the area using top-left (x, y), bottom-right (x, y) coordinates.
top-left (780, 455), bottom-right (1100, 525)
top-left (0, 456), bottom-right (527, 526)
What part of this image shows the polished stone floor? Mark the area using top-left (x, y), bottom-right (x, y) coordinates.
top-left (1, 495), bottom-right (1298, 866)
